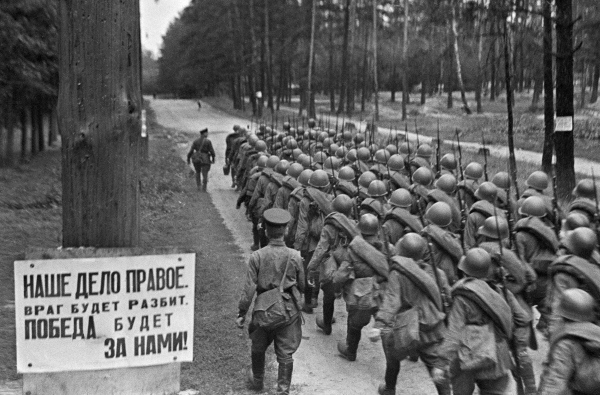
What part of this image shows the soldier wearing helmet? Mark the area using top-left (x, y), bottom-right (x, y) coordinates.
top-left (463, 182), bottom-right (503, 249)
top-left (294, 170), bottom-right (334, 312)
top-left (367, 180), bottom-right (389, 206)
top-left (409, 167), bottom-right (434, 216)
top-left (422, 202), bottom-right (463, 285)
top-left (428, 174), bottom-right (462, 233)
top-left (307, 195), bottom-right (360, 336)
top-left (457, 161), bottom-right (484, 211)
top-left (387, 154), bottom-right (411, 190)
top-left (274, 163), bottom-right (303, 210)
top-left (432, 247), bottom-right (529, 395)
top-left (335, 166), bottom-right (358, 198)
top-left (357, 171), bottom-right (378, 201)
top-left (382, 189), bottom-right (423, 246)
top-left (567, 179), bottom-right (599, 226)
top-left (538, 289), bottom-right (600, 394)
top-left (227, 125), bottom-right (247, 188)
top-left (514, 195), bottom-right (560, 335)
top-left (285, 169), bottom-right (313, 248)
top-left (247, 156), bottom-right (281, 249)
top-left (517, 170), bottom-right (559, 225)
top-left (371, 233), bottom-right (451, 395)
top-left (234, 134), bottom-right (261, 190)
top-left (439, 153), bottom-right (457, 177)
top-left (259, 160), bottom-right (289, 219)
top-left (334, 214), bottom-right (389, 362)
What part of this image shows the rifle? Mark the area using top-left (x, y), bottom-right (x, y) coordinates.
top-left (505, 182), bottom-right (519, 257)
top-left (551, 163), bottom-right (560, 238)
top-left (436, 121), bottom-right (441, 177)
top-left (455, 129), bottom-right (467, 251)
top-left (414, 119), bottom-right (420, 148)
top-left (592, 168), bottom-right (600, 245)
top-left (405, 125), bottom-right (414, 182)
top-left (416, 201), bottom-right (449, 315)
top-left (481, 130), bottom-right (489, 182)
top-left (492, 206), bottom-right (525, 395)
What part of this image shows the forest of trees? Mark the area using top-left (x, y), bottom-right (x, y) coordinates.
top-left (157, 0), bottom-right (600, 119)
top-left (0, 0), bottom-right (59, 166)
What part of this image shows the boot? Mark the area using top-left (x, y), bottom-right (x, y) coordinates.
top-left (519, 360), bottom-right (537, 395)
top-left (276, 362), bottom-right (293, 395)
top-left (316, 316), bottom-right (331, 335)
top-left (246, 352), bottom-right (265, 391)
top-left (202, 183), bottom-right (207, 192)
top-left (378, 383), bottom-right (396, 395)
top-left (337, 340), bottom-right (356, 361)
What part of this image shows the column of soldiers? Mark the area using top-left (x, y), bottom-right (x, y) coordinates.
top-left (230, 120), bottom-right (600, 395)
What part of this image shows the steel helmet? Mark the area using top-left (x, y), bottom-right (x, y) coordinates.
top-left (556, 288), bottom-right (596, 322)
top-left (329, 143), bottom-right (340, 156)
top-left (265, 126), bottom-right (272, 135)
top-left (474, 182), bottom-right (498, 202)
top-left (343, 130), bottom-right (353, 142)
top-left (464, 162), bottom-right (484, 180)
top-left (314, 151), bottom-right (328, 164)
top-left (374, 149), bottom-right (391, 165)
top-left (358, 171), bottom-right (378, 189)
top-left (291, 148), bottom-right (303, 161)
top-left (565, 212), bottom-right (591, 231)
top-left (396, 233), bottom-right (427, 260)
top-left (518, 196), bottom-right (546, 218)
top-left (416, 144), bottom-right (433, 159)
top-left (385, 144), bottom-right (398, 156)
top-left (298, 126), bottom-right (307, 135)
top-left (322, 137), bottom-right (333, 149)
top-left (368, 144), bottom-right (379, 155)
top-left (266, 155), bottom-right (280, 169)
top-left (389, 188), bottom-right (412, 208)
top-left (338, 166), bottom-right (356, 182)
top-left (354, 133), bottom-right (365, 144)
top-left (323, 156), bottom-right (340, 170)
top-left (440, 153), bottom-right (457, 171)
top-left (276, 160), bottom-right (290, 175)
top-left (277, 133), bottom-right (285, 142)
top-left (399, 141), bottom-right (414, 156)
top-left (572, 179), bottom-right (596, 200)
top-left (299, 155), bottom-right (312, 169)
top-left (332, 195), bottom-right (354, 216)
top-left (283, 121), bottom-right (291, 131)
top-left (248, 134), bottom-right (259, 145)
top-left (308, 118), bottom-right (317, 128)
top-left (458, 248), bottom-right (492, 279)
top-left (309, 169), bottom-right (330, 189)
top-left (328, 128), bottom-right (337, 137)
top-left (388, 154), bottom-right (405, 172)
top-left (426, 202), bottom-right (453, 228)
top-left (434, 174), bottom-right (457, 194)
top-left (346, 149), bottom-right (358, 163)
top-left (336, 146), bottom-right (348, 159)
top-left (357, 147), bottom-right (371, 162)
top-left (298, 169), bottom-right (313, 187)
top-left (287, 162), bottom-right (304, 179)
top-left (256, 155), bottom-right (268, 169)
top-left (492, 172), bottom-right (510, 190)
top-left (286, 139), bottom-right (298, 150)
top-left (358, 213), bottom-right (379, 236)
top-left (477, 216), bottom-right (509, 240)
top-left (282, 136), bottom-right (290, 147)
top-left (526, 171), bottom-right (549, 191)
top-left (255, 140), bottom-right (267, 152)
top-left (563, 227), bottom-right (598, 260)
top-left (317, 132), bottom-right (328, 143)
top-left (368, 180), bottom-right (388, 198)
top-left (412, 167), bottom-right (433, 186)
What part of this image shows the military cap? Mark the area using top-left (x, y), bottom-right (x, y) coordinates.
top-left (200, 128), bottom-right (208, 134)
top-left (263, 208), bottom-right (291, 226)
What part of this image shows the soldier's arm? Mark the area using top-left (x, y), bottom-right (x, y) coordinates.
top-left (248, 178), bottom-right (263, 210)
top-left (374, 270), bottom-right (403, 328)
top-left (307, 225), bottom-right (335, 277)
top-left (537, 339), bottom-right (577, 395)
top-left (187, 141), bottom-right (197, 162)
top-left (435, 296), bottom-right (470, 369)
top-left (294, 200), bottom-right (309, 251)
top-left (463, 214), bottom-right (478, 249)
top-left (237, 254), bottom-right (259, 316)
top-left (294, 253), bottom-right (306, 294)
top-left (208, 140), bottom-right (216, 159)
top-left (274, 188), bottom-right (285, 209)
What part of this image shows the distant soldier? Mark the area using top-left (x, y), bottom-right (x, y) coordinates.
top-left (517, 171), bottom-right (558, 226)
top-left (537, 289), bottom-right (600, 395)
top-left (428, 174), bottom-right (462, 233)
top-left (274, 163), bottom-right (303, 210)
top-left (225, 125), bottom-right (241, 188)
top-left (186, 128), bottom-right (215, 192)
top-left (382, 188), bottom-right (423, 246)
top-left (463, 182), bottom-right (502, 249)
top-left (457, 162), bottom-right (484, 211)
top-left (236, 208), bottom-right (305, 395)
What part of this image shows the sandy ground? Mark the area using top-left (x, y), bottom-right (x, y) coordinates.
top-left (149, 97), bottom-right (553, 394)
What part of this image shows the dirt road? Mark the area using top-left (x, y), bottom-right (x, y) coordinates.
top-left (150, 98), bottom-right (548, 394)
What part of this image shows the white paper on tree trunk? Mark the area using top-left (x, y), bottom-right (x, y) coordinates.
top-left (14, 254), bottom-right (195, 373)
top-left (555, 116), bottom-right (574, 132)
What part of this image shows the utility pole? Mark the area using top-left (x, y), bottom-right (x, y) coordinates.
top-left (554, 0), bottom-right (576, 200)
top-left (59, 0), bottom-right (142, 247)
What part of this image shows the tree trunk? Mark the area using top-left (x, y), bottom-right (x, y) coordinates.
top-left (37, 103), bottom-right (44, 152)
top-left (447, 31), bottom-right (454, 109)
top-left (503, 17), bottom-right (518, 195)
top-left (338, 0), bottom-right (351, 113)
top-left (402, 0), bottom-right (409, 120)
top-left (20, 109), bottom-right (28, 162)
top-left (450, 3), bottom-right (472, 114)
top-left (372, 0), bottom-right (379, 121)
top-left (541, 0), bottom-right (554, 174)
top-left (590, 63), bottom-right (599, 103)
top-left (475, 12), bottom-right (483, 114)
top-left (346, 0), bottom-right (357, 116)
top-left (579, 59), bottom-right (586, 109)
top-left (31, 103), bottom-right (39, 156)
top-left (59, 0), bottom-right (142, 247)
top-left (264, 0), bottom-right (274, 111)
top-left (554, 0), bottom-right (575, 201)
top-left (490, 20), bottom-right (497, 101)
top-left (5, 99), bottom-right (15, 166)
top-left (328, 19), bottom-right (336, 112)
top-left (361, 25), bottom-right (370, 113)
top-left (390, 31), bottom-right (397, 103)
top-left (248, 0), bottom-right (258, 115)
top-left (306, 0), bottom-right (317, 118)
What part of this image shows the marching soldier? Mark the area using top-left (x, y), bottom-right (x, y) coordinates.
top-left (285, 169), bottom-right (313, 248)
top-left (428, 174), bottom-right (462, 233)
top-left (274, 163), bottom-right (304, 209)
top-left (463, 182), bottom-right (503, 249)
top-left (236, 208), bottom-right (305, 395)
top-left (186, 128), bottom-right (216, 192)
top-left (457, 162), bottom-right (484, 211)
top-left (518, 171), bottom-right (557, 225)
top-left (382, 188), bottom-right (423, 245)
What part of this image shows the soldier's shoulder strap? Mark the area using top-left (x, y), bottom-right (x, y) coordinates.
top-left (336, 180), bottom-right (357, 197)
top-left (305, 187), bottom-right (333, 215)
top-left (550, 322), bottom-right (600, 349)
top-left (423, 225), bottom-right (463, 264)
top-left (390, 171), bottom-right (411, 189)
top-left (348, 236), bottom-right (389, 279)
top-left (390, 256), bottom-right (442, 310)
top-left (384, 207), bottom-right (423, 233)
top-left (282, 176), bottom-right (300, 191)
top-left (549, 255), bottom-right (600, 301)
top-left (269, 172), bottom-right (284, 187)
top-left (568, 198), bottom-right (597, 219)
top-left (514, 217), bottom-right (559, 253)
top-left (469, 200), bottom-right (497, 218)
top-left (324, 212), bottom-right (360, 239)
top-left (451, 278), bottom-right (513, 338)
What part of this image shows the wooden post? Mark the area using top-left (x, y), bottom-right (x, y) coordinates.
top-left (59, 0), bottom-right (142, 248)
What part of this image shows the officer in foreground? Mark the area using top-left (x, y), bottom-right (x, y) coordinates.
top-left (236, 208), bottom-right (305, 395)
top-left (537, 288), bottom-right (600, 394)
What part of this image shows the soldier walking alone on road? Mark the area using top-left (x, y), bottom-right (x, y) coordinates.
top-left (187, 128), bottom-right (215, 192)
top-left (236, 208), bottom-right (305, 395)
